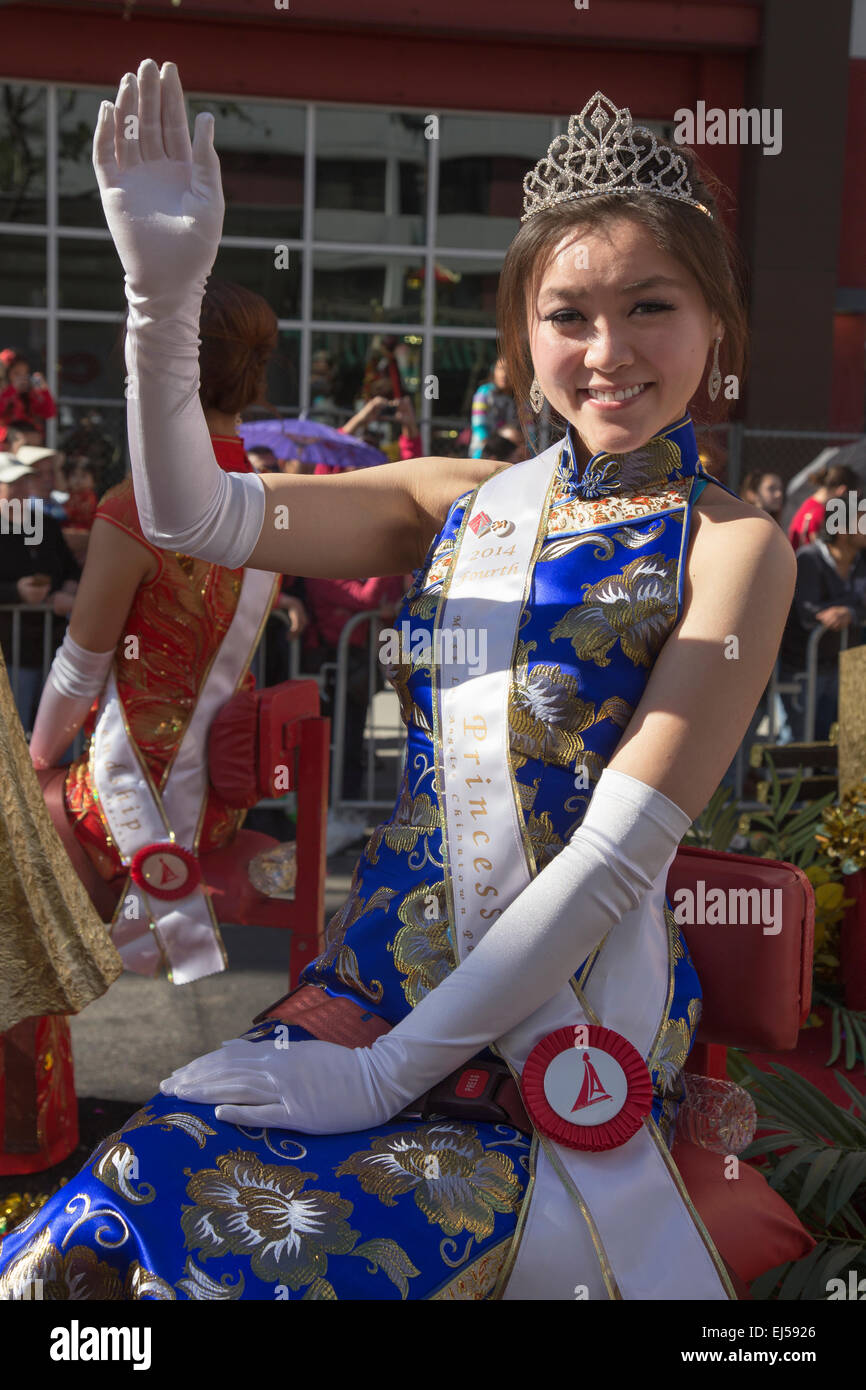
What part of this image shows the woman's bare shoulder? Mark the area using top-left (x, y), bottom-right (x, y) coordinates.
top-left (688, 479), bottom-right (796, 596)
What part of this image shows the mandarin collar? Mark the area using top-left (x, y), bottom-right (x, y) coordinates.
top-left (560, 413), bottom-right (707, 500)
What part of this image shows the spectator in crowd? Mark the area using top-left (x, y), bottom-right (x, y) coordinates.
top-left (778, 496), bottom-right (866, 741)
top-left (5, 417), bottom-right (43, 454)
top-left (0, 356), bottom-right (57, 445)
top-left (788, 461), bottom-right (860, 552)
top-left (314, 395), bottom-right (423, 476)
top-left (16, 444), bottom-right (69, 520)
top-left (61, 457), bottom-right (100, 531)
top-left (59, 410), bottom-right (116, 480)
top-left (262, 572), bottom-right (309, 687)
top-left (740, 469), bottom-right (784, 524)
top-left (483, 430), bottom-right (526, 464)
top-left (0, 454), bottom-right (80, 732)
top-left (469, 357), bottom-right (520, 458)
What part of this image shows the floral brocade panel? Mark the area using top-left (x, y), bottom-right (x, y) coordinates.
top-left (0, 1031), bottom-right (532, 1302)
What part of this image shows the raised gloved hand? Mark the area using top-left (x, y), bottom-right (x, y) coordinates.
top-left (160, 769), bottom-right (692, 1134)
top-left (92, 58), bottom-right (224, 309)
top-left (92, 59), bottom-right (266, 568)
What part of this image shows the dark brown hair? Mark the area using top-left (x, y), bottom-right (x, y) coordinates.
top-left (810, 462), bottom-right (859, 492)
top-left (496, 137), bottom-right (748, 446)
top-left (197, 279), bottom-right (278, 416)
top-left (118, 279), bottom-right (278, 417)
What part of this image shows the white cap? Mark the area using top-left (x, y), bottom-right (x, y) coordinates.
top-left (14, 445), bottom-right (62, 467)
top-left (0, 452), bottom-right (36, 483)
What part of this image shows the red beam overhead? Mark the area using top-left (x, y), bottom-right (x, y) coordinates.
top-left (2, 7), bottom-right (749, 123)
top-left (4, 1), bottom-right (762, 49)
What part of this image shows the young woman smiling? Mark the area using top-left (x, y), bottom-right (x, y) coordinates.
top-left (0, 71), bottom-right (795, 1302)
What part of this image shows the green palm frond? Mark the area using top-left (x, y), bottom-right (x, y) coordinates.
top-left (682, 784), bottom-right (743, 853)
top-left (747, 757), bottom-right (836, 867)
top-left (812, 991), bottom-right (866, 1075)
top-left (725, 1053), bottom-right (866, 1297)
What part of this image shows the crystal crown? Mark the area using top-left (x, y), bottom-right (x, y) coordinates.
top-left (522, 92), bottom-right (713, 223)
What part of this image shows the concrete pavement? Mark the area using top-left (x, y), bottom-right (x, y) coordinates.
top-left (68, 844), bottom-right (361, 1102)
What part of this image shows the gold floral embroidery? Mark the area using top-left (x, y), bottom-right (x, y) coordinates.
top-left (509, 640), bottom-right (632, 773)
top-left (381, 653), bottom-right (432, 734)
top-left (365, 770), bottom-right (441, 868)
top-left (571, 433), bottom-right (686, 497)
top-left (310, 861), bottom-right (392, 1002)
top-left (648, 1016), bottom-right (692, 1093)
top-left (431, 1236), bottom-right (513, 1299)
top-left (124, 1261), bottom-right (177, 1300)
top-left (175, 1254), bottom-right (245, 1299)
top-left (88, 1106), bottom-right (218, 1205)
top-left (550, 553), bottom-right (678, 668)
top-left (664, 905), bottom-right (686, 962)
top-left (180, 1152), bottom-right (358, 1290)
top-left (525, 811), bottom-right (564, 869)
top-left (688, 996), bottom-right (703, 1034)
top-left (0, 1226), bottom-right (124, 1300)
top-left (389, 882), bottom-right (455, 1006)
top-left (91, 1141), bottom-right (155, 1206)
top-left (335, 1124), bottom-right (522, 1239)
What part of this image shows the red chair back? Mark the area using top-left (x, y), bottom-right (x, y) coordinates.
top-left (666, 845), bottom-right (814, 1052)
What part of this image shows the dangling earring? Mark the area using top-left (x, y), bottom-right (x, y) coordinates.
top-left (529, 377), bottom-right (545, 414)
top-left (707, 337), bottom-right (722, 402)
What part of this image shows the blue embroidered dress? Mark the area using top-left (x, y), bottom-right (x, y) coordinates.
top-left (0, 415), bottom-right (734, 1302)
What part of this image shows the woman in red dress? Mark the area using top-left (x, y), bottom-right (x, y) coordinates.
top-left (0, 279), bottom-right (285, 1175)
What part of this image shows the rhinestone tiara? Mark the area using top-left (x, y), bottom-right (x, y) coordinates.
top-left (522, 92), bottom-right (713, 223)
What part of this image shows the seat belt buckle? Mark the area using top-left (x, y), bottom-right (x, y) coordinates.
top-left (418, 1059), bottom-right (517, 1125)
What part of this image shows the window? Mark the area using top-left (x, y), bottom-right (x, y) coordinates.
top-left (0, 81), bottom-right (558, 464)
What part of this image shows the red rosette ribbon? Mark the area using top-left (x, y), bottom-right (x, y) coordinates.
top-left (521, 1024), bottom-right (653, 1152)
top-left (129, 842), bottom-right (202, 902)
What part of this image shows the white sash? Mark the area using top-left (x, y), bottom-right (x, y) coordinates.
top-left (433, 442), bottom-right (733, 1301)
top-left (92, 566), bottom-right (278, 985)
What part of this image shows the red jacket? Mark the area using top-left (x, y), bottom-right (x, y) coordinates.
top-left (304, 574), bottom-right (405, 650)
top-left (0, 383), bottom-right (56, 443)
top-left (788, 496), bottom-right (826, 552)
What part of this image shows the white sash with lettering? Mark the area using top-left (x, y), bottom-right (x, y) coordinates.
top-left (91, 566), bottom-right (278, 985)
top-left (434, 442), bottom-right (732, 1301)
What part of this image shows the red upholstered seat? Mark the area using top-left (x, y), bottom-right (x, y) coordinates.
top-left (668, 845), bottom-right (814, 1051)
top-left (666, 845), bottom-right (816, 1294)
top-left (672, 1135), bottom-right (815, 1286)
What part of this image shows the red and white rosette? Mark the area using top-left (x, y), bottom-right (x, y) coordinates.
top-left (130, 842), bottom-right (202, 902)
top-left (521, 1024), bottom-right (653, 1153)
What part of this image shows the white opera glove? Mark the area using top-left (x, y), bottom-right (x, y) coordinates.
top-left (29, 631), bottom-right (115, 769)
top-left (92, 58), bottom-right (265, 567)
top-left (160, 769), bottom-right (692, 1134)
top-left (160, 1038), bottom-right (403, 1135)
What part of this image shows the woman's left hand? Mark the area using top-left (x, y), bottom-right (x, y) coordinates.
top-left (159, 1035), bottom-right (406, 1134)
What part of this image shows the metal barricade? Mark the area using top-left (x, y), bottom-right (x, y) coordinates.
top-left (768, 621), bottom-right (852, 744)
top-left (330, 607), bottom-right (404, 814)
top-left (0, 602), bottom-right (55, 711)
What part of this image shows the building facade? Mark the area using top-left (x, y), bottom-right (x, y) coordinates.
top-left (1, 0), bottom-right (863, 478)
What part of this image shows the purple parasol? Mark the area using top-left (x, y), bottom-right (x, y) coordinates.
top-left (238, 417), bottom-right (387, 470)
